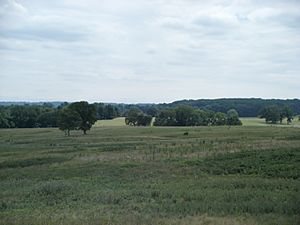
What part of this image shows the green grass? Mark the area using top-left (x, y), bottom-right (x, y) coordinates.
top-left (94, 116), bottom-right (300, 128)
top-left (0, 126), bottom-right (299, 225)
top-left (240, 117), bottom-right (268, 126)
top-left (240, 117), bottom-right (300, 127)
top-left (94, 117), bottom-right (126, 127)
top-left (185, 148), bottom-right (300, 179)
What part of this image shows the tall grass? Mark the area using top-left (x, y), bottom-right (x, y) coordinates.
top-left (0, 126), bottom-right (299, 224)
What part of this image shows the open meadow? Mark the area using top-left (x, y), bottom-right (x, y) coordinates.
top-left (0, 125), bottom-right (300, 225)
top-left (95, 117), bottom-right (300, 127)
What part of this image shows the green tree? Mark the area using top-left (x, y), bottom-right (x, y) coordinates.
top-left (37, 111), bottom-right (59, 127)
top-left (125, 108), bottom-right (152, 126)
top-left (193, 110), bottom-right (210, 126)
top-left (280, 106), bottom-right (293, 124)
top-left (153, 109), bottom-right (176, 126)
top-left (137, 114), bottom-right (152, 126)
top-left (69, 101), bottom-right (97, 134)
top-left (213, 112), bottom-right (227, 126)
top-left (95, 103), bottom-right (105, 119)
top-left (174, 105), bottom-right (195, 126)
top-left (57, 108), bottom-right (82, 136)
top-left (10, 105), bottom-right (40, 128)
top-left (146, 106), bottom-right (158, 117)
top-left (260, 105), bottom-right (280, 124)
top-left (125, 108), bottom-right (142, 126)
top-left (104, 104), bottom-right (119, 119)
top-left (226, 109), bottom-right (242, 125)
top-left (95, 103), bottom-right (120, 120)
top-left (0, 110), bottom-right (14, 128)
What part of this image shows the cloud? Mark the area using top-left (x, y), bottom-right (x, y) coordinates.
top-left (0, 0), bottom-right (299, 102)
top-left (0, 27), bottom-right (86, 42)
top-left (0, 0), bottom-right (27, 14)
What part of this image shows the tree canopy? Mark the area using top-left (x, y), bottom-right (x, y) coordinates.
top-left (260, 105), bottom-right (293, 124)
top-left (68, 101), bottom-right (97, 134)
top-left (57, 107), bottom-right (82, 136)
top-left (125, 108), bottom-right (152, 126)
top-left (154, 106), bottom-right (242, 126)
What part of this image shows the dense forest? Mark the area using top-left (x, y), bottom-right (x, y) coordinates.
top-left (158, 98), bottom-right (300, 117)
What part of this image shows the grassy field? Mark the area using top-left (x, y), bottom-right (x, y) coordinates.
top-left (0, 125), bottom-right (300, 225)
top-left (94, 117), bottom-right (300, 128)
top-left (94, 117), bottom-right (126, 127)
top-left (240, 117), bottom-right (300, 127)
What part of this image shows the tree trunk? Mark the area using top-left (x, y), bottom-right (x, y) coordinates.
top-left (83, 130), bottom-right (87, 135)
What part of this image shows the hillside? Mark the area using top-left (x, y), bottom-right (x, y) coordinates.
top-left (159, 98), bottom-right (300, 117)
top-left (1, 98), bottom-right (300, 117)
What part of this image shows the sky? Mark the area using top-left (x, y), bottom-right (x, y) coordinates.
top-left (0, 0), bottom-right (299, 103)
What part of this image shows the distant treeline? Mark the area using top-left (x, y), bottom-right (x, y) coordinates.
top-left (0, 103), bottom-right (120, 128)
top-left (0, 102), bottom-right (241, 129)
top-left (107, 98), bottom-right (300, 118)
top-left (126, 106), bottom-right (242, 127)
top-left (0, 98), bottom-right (299, 128)
top-left (0, 103), bottom-right (60, 128)
top-left (158, 98), bottom-right (300, 117)
top-left (2, 98), bottom-right (300, 117)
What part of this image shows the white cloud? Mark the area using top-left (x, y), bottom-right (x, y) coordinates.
top-left (0, 0), bottom-right (27, 14)
top-left (0, 0), bottom-right (299, 102)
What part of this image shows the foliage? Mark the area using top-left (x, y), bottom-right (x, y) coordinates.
top-left (94, 103), bottom-right (120, 120)
top-left (174, 105), bottom-right (196, 126)
top-left (154, 106), bottom-right (242, 126)
top-left (68, 101), bottom-right (97, 134)
top-left (0, 110), bottom-right (14, 128)
top-left (153, 109), bottom-right (177, 126)
top-left (57, 107), bottom-right (82, 136)
top-left (260, 105), bottom-right (280, 124)
top-left (280, 106), bottom-right (293, 124)
top-left (1, 99), bottom-right (299, 129)
top-left (0, 104), bottom-right (60, 128)
top-left (125, 108), bottom-right (152, 126)
top-left (37, 111), bottom-right (59, 127)
top-left (163, 98), bottom-right (300, 117)
top-left (227, 109), bottom-right (242, 125)
top-left (260, 105), bottom-right (293, 124)
top-left (10, 105), bottom-right (40, 128)
top-left (146, 106), bottom-right (159, 117)
top-left (212, 112), bottom-right (227, 126)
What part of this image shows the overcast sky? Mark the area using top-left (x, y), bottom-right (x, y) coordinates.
top-left (0, 0), bottom-right (299, 103)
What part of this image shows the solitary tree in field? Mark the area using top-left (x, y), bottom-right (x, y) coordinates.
top-left (69, 101), bottom-right (97, 134)
top-left (57, 108), bottom-right (82, 136)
